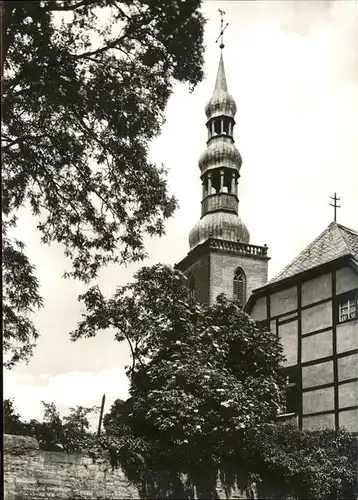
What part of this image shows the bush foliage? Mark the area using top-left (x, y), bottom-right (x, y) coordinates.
top-left (73, 264), bottom-right (357, 499)
top-left (4, 398), bottom-right (99, 453)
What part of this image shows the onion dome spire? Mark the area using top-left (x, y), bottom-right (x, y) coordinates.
top-left (205, 9), bottom-right (236, 120)
top-left (188, 14), bottom-right (250, 252)
top-left (205, 53), bottom-right (237, 120)
top-left (214, 53), bottom-right (228, 91)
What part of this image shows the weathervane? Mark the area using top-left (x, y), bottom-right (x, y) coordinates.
top-left (215, 9), bottom-right (228, 50)
top-left (330, 192), bottom-right (341, 222)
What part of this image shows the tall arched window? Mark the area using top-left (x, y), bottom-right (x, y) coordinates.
top-left (233, 268), bottom-right (246, 307)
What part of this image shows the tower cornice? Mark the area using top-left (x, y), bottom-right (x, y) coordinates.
top-left (176, 238), bottom-right (270, 273)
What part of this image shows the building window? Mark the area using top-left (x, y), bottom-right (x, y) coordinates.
top-left (338, 290), bottom-right (357, 323)
top-left (280, 366), bottom-right (299, 416)
top-left (233, 268), bottom-right (246, 307)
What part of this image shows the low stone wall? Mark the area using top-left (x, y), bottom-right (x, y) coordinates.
top-left (4, 434), bottom-right (249, 499)
top-left (4, 434), bottom-right (139, 499)
top-left (4, 434), bottom-right (246, 500)
top-left (6, 433), bottom-right (357, 499)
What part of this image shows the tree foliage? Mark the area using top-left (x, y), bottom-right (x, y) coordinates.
top-left (73, 264), bottom-right (357, 499)
top-left (4, 397), bottom-right (29, 435)
top-left (72, 264), bottom-right (286, 497)
top-left (1, 0), bottom-right (205, 367)
top-left (241, 422), bottom-right (357, 500)
top-left (4, 398), bottom-right (99, 452)
top-left (2, 217), bottom-right (43, 368)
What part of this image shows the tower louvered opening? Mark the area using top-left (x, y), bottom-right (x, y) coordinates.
top-left (233, 267), bottom-right (246, 306)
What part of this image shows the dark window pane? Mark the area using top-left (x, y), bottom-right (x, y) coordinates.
top-left (233, 268), bottom-right (246, 306)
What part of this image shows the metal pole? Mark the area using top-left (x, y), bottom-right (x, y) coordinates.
top-left (97, 394), bottom-right (106, 437)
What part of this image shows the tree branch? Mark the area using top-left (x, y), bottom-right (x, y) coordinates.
top-left (28, 151), bottom-right (87, 229)
top-left (71, 110), bottom-right (112, 155)
top-left (121, 327), bottom-right (136, 373)
top-left (119, 321), bottom-right (145, 373)
top-left (72, 33), bottom-right (128, 59)
top-left (112, 2), bottom-right (130, 21)
top-left (133, 339), bottom-right (145, 369)
top-left (45, 0), bottom-right (95, 12)
top-left (2, 134), bottom-right (51, 152)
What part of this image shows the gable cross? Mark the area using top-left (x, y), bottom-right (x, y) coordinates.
top-left (330, 192), bottom-right (341, 222)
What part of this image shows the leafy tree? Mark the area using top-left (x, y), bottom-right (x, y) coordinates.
top-left (36, 401), bottom-right (100, 452)
top-left (62, 405), bottom-right (99, 452)
top-left (72, 264), bottom-right (286, 498)
top-left (4, 398), bottom-right (45, 441)
top-left (37, 401), bottom-right (66, 450)
top-left (73, 264), bottom-right (357, 498)
top-left (4, 398), bottom-right (99, 452)
top-left (2, 218), bottom-right (43, 368)
top-left (3, 397), bottom-right (29, 435)
top-left (1, 0), bottom-right (205, 367)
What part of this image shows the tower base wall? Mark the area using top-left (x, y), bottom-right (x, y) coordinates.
top-left (177, 238), bottom-right (269, 306)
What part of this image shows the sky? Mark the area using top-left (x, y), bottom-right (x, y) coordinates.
top-left (4, 0), bottom-right (358, 426)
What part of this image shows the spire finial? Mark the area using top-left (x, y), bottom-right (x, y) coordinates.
top-left (330, 192), bottom-right (341, 222)
top-left (216, 9), bottom-right (228, 50)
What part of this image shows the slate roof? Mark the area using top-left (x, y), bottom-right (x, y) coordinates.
top-left (269, 222), bottom-right (358, 285)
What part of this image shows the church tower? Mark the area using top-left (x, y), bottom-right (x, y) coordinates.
top-left (177, 46), bottom-right (269, 306)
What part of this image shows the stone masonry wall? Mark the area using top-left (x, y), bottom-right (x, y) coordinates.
top-left (4, 434), bottom-right (139, 500)
top-left (4, 434), bottom-right (247, 500)
top-left (210, 252), bottom-right (268, 305)
top-left (185, 253), bottom-right (210, 304)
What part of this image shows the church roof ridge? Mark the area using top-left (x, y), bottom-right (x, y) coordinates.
top-left (268, 221), bottom-right (358, 285)
top-left (336, 221), bottom-right (358, 236)
top-left (336, 222), bottom-right (358, 257)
